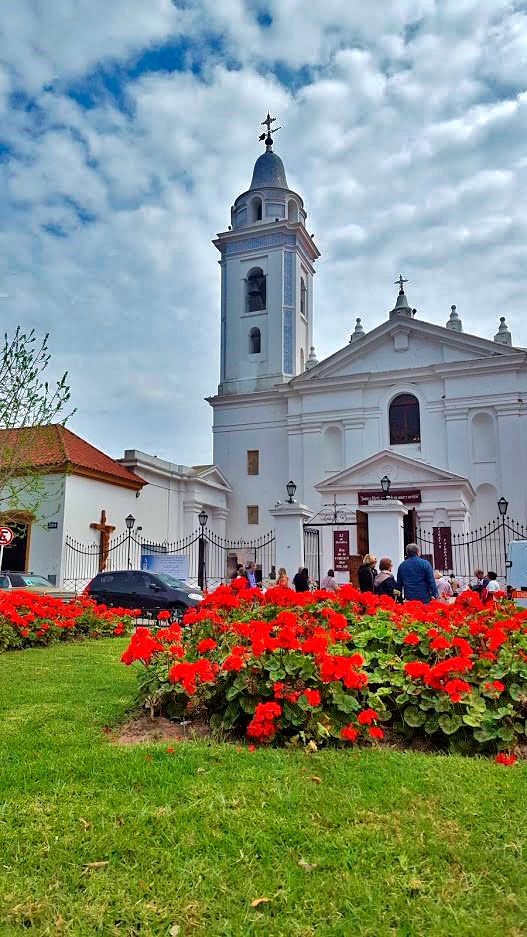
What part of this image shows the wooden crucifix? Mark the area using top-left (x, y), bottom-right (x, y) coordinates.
top-left (90, 510), bottom-right (115, 572)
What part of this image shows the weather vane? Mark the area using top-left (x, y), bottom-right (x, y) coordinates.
top-left (395, 273), bottom-right (408, 293)
top-left (259, 112), bottom-right (281, 148)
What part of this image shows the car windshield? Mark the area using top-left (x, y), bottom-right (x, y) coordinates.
top-left (155, 574), bottom-right (190, 590)
top-left (20, 575), bottom-right (52, 587)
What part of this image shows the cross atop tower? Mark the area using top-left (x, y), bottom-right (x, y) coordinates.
top-left (395, 273), bottom-right (408, 294)
top-left (258, 112), bottom-right (281, 148)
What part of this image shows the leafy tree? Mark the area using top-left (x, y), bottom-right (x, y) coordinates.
top-left (0, 328), bottom-right (75, 520)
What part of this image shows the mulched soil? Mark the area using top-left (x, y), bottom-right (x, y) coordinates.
top-left (109, 715), bottom-right (211, 746)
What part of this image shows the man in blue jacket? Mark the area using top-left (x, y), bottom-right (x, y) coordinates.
top-left (397, 543), bottom-right (439, 604)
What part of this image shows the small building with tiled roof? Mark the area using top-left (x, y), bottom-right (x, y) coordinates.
top-left (0, 426), bottom-right (230, 588)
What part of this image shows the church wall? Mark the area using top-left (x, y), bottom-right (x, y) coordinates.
top-left (212, 395), bottom-right (288, 537)
top-left (62, 474), bottom-right (138, 550)
top-left (21, 474), bottom-right (67, 584)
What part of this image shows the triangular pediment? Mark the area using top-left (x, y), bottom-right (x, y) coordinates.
top-left (293, 317), bottom-right (520, 385)
top-left (191, 465), bottom-right (232, 491)
top-left (315, 450), bottom-right (474, 494)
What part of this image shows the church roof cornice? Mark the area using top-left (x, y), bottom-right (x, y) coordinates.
top-left (286, 316), bottom-right (527, 390)
top-left (213, 221), bottom-right (320, 263)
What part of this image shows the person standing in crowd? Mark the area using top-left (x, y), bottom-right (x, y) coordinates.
top-left (357, 554), bottom-right (377, 593)
top-left (397, 543), bottom-right (438, 604)
top-left (320, 568), bottom-right (338, 592)
top-left (434, 570), bottom-right (454, 603)
top-left (374, 558), bottom-right (398, 599)
top-left (471, 568), bottom-right (488, 594)
top-left (244, 561), bottom-right (257, 588)
top-left (293, 566), bottom-right (310, 592)
top-left (448, 572), bottom-right (460, 596)
top-left (231, 563), bottom-right (244, 581)
top-left (268, 565), bottom-right (276, 581)
top-left (481, 571), bottom-right (501, 603)
top-left (277, 566), bottom-right (289, 588)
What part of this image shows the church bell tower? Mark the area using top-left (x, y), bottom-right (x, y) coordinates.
top-left (213, 114), bottom-right (320, 395)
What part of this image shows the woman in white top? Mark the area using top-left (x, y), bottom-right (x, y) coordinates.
top-left (320, 569), bottom-right (338, 592)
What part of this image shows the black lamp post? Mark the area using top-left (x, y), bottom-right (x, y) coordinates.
top-left (497, 497), bottom-right (509, 574)
top-left (198, 509), bottom-right (208, 591)
top-left (380, 475), bottom-right (391, 499)
top-left (286, 480), bottom-right (297, 503)
top-left (125, 514), bottom-right (135, 569)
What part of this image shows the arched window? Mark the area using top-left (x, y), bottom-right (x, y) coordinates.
top-left (246, 267), bottom-right (266, 312)
top-left (389, 394), bottom-right (421, 445)
top-left (300, 277), bottom-right (307, 316)
top-left (249, 327), bottom-right (261, 354)
top-left (249, 196), bottom-right (263, 222)
top-left (288, 199), bottom-right (298, 223)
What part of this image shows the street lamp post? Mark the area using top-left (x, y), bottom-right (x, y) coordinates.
top-left (286, 480), bottom-right (297, 503)
top-left (380, 475), bottom-right (391, 499)
top-left (125, 514), bottom-right (135, 569)
top-left (198, 509), bottom-right (208, 591)
top-left (497, 497), bottom-right (509, 575)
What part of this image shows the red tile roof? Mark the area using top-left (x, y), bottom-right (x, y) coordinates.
top-left (0, 424), bottom-right (144, 490)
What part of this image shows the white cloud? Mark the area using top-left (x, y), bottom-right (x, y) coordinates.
top-left (1, 0), bottom-right (527, 466)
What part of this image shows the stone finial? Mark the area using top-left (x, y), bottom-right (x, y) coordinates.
top-left (349, 317), bottom-right (365, 343)
top-left (494, 316), bottom-right (512, 346)
top-left (306, 345), bottom-right (319, 369)
top-left (446, 304), bottom-right (463, 332)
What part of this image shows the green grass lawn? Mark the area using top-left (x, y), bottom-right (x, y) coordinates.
top-left (0, 641), bottom-right (526, 937)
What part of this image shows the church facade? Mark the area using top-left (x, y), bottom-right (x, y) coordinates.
top-left (208, 128), bottom-right (527, 574)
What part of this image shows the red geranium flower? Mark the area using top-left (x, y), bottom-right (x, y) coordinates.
top-left (368, 727), bottom-right (384, 739)
top-left (403, 632), bottom-right (420, 645)
top-left (496, 752), bottom-right (517, 766)
top-left (357, 708), bottom-right (379, 725)
top-left (304, 689), bottom-right (321, 707)
top-left (340, 725), bottom-right (358, 742)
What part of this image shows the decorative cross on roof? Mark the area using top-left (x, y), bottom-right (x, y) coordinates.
top-left (258, 112), bottom-right (281, 147)
top-left (395, 273), bottom-right (408, 293)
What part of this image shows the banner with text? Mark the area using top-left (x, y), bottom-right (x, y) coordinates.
top-left (358, 489), bottom-right (422, 505)
top-left (433, 527), bottom-right (453, 571)
top-left (333, 530), bottom-right (350, 571)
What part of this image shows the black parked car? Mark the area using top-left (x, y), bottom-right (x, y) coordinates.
top-left (87, 570), bottom-right (203, 621)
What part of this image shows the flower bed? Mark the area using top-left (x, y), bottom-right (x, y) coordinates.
top-left (0, 590), bottom-right (135, 652)
top-left (121, 579), bottom-right (527, 757)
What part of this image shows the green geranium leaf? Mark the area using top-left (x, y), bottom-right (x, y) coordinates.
top-left (403, 706), bottom-right (427, 727)
top-left (438, 713), bottom-right (462, 735)
top-left (424, 714), bottom-right (439, 734)
top-left (474, 727), bottom-right (498, 742)
top-left (462, 712), bottom-right (483, 727)
top-left (497, 725), bottom-right (515, 742)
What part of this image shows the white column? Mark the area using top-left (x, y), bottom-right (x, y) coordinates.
top-left (365, 498), bottom-right (408, 569)
top-left (444, 408), bottom-right (469, 477)
top-left (447, 508), bottom-right (469, 538)
top-left (497, 405), bottom-right (523, 519)
top-left (212, 507), bottom-right (228, 540)
top-left (183, 499), bottom-right (202, 536)
top-left (269, 500), bottom-right (312, 580)
top-left (343, 417), bottom-right (365, 466)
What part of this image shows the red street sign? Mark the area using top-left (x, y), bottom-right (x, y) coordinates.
top-left (0, 526), bottom-right (14, 546)
top-left (333, 530), bottom-right (350, 571)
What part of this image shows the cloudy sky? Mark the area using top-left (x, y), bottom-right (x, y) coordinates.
top-left (1, 1), bottom-right (526, 464)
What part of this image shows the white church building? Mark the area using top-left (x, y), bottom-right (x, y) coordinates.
top-left (208, 120), bottom-right (527, 577)
top-left (4, 120), bottom-right (527, 587)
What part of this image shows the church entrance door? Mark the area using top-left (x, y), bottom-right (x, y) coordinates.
top-left (403, 509), bottom-right (417, 548)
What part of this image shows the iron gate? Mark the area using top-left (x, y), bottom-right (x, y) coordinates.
top-left (303, 527), bottom-right (321, 587)
top-left (63, 528), bottom-right (275, 592)
top-left (417, 516), bottom-right (527, 579)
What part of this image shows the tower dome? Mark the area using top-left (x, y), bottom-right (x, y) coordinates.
top-left (250, 149), bottom-right (288, 190)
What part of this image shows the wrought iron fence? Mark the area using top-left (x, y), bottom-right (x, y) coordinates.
top-left (417, 516), bottom-right (527, 581)
top-left (63, 528), bottom-right (275, 593)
